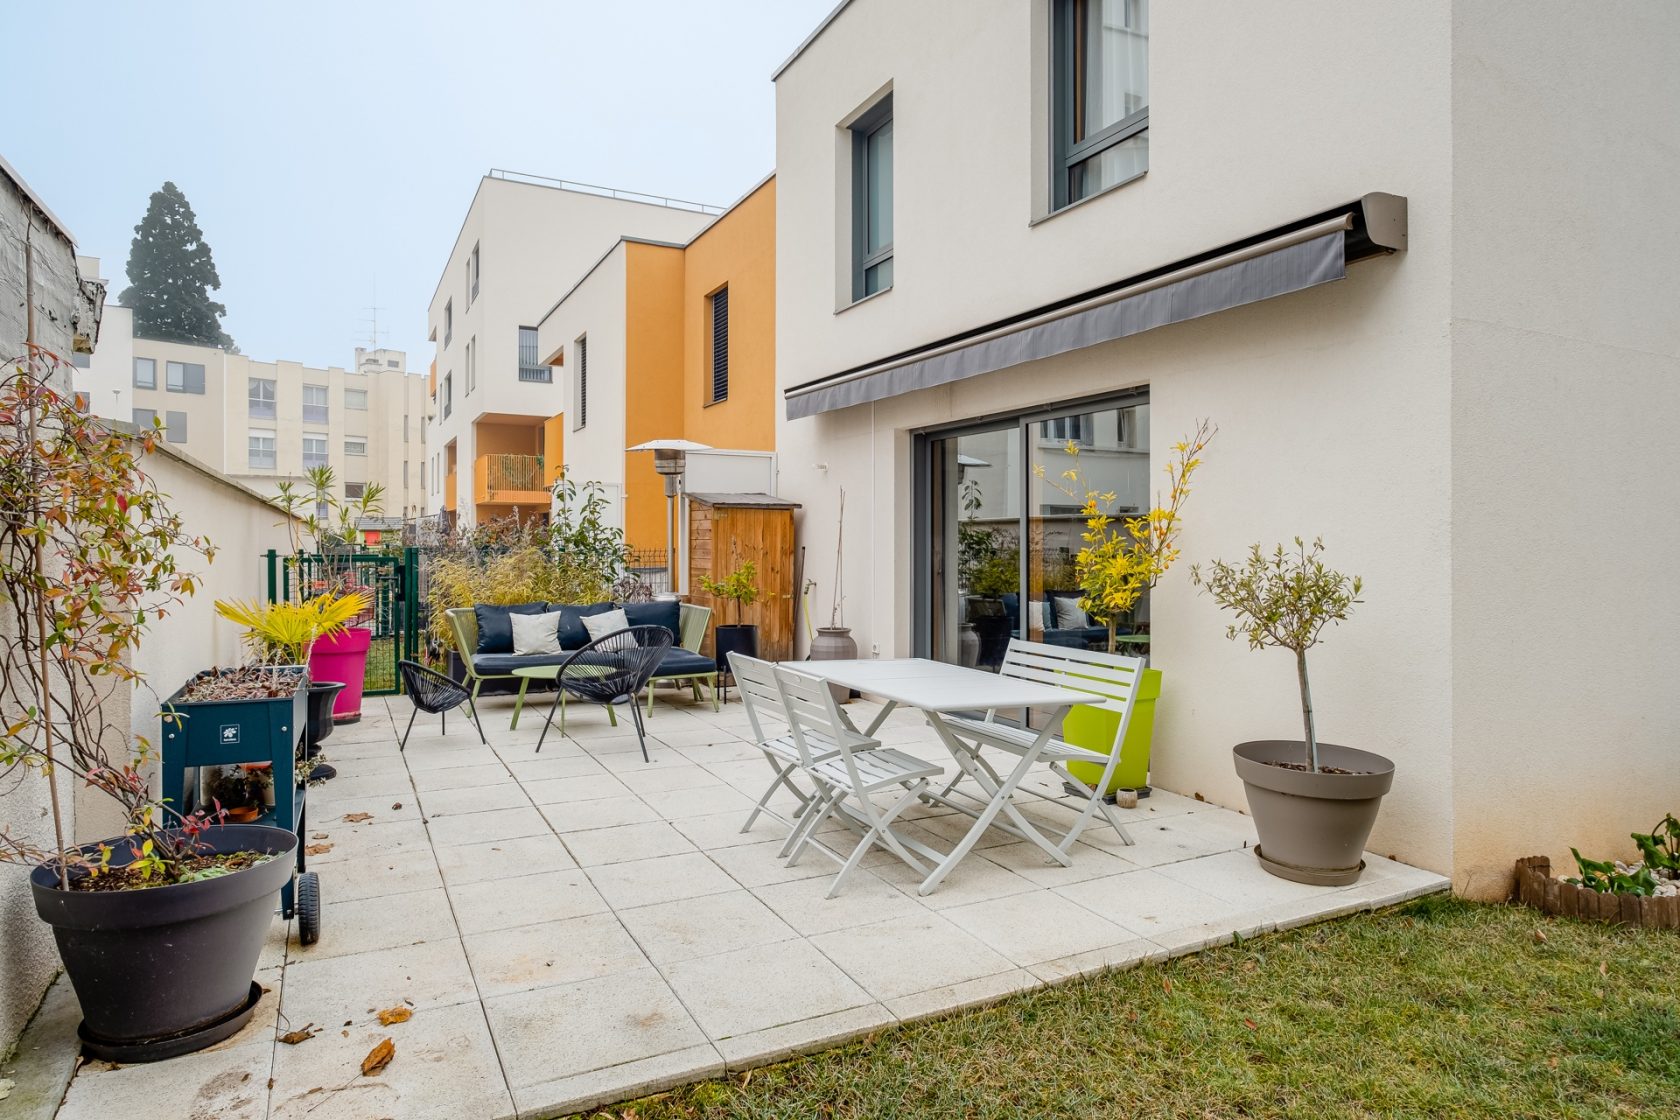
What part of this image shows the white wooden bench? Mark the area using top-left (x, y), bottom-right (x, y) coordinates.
top-left (939, 638), bottom-right (1147, 853)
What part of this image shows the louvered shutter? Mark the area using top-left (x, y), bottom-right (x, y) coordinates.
top-left (710, 286), bottom-right (729, 403)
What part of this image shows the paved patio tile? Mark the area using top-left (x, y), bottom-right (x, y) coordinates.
top-left (563, 820), bottom-right (699, 867)
top-left (408, 761), bottom-right (516, 792)
top-left (485, 968), bottom-right (710, 1088)
top-left (811, 910), bottom-right (1016, 1001)
top-left (414, 781), bottom-right (532, 818)
top-left (513, 1044), bottom-right (725, 1120)
top-left (664, 938), bottom-right (875, 1041)
top-left (1027, 937), bottom-right (1169, 984)
top-left (401, 744), bottom-right (503, 772)
top-left (674, 740), bottom-right (764, 765)
top-left (1087, 809), bottom-right (1257, 866)
top-left (714, 1003), bottom-right (896, 1070)
top-left (751, 869), bottom-right (926, 936)
top-left (433, 831), bottom-right (576, 886)
top-left (505, 754), bottom-right (605, 781)
top-left (269, 1002), bottom-right (514, 1120)
top-left (670, 808), bottom-right (784, 851)
top-left (1152, 847), bottom-right (1338, 908)
top-left (650, 782), bottom-right (760, 820)
top-left (618, 889), bottom-right (798, 967)
top-left (941, 889), bottom-right (1134, 968)
top-left (883, 967), bottom-right (1042, 1023)
top-left (309, 794), bottom-right (422, 826)
top-left (707, 837), bottom-right (832, 889)
top-left (982, 838), bottom-right (1142, 887)
top-left (586, 850), bottom-right (741, 910)
top-left (295, 886), bottom-right (458, 959)
top-left (615, 762), bottom-right (726, 795)
top-left (304, 818), bottom-right (433, 866)
top-left (868, 850), bottom-right (1038, 911)
top-left (653, 726), bottom-right (755, 749)
top-left (521, 771), bottom-right (634, 806)
top-left (1056, 866), bottom-right (1251, 938)
top-left (320, 844), bottom-right (444, 902)
top-left (594, 747), bottom-right (690, 772)
top-left (424, 804), bottom-right (552, 847)
top-left (447, 866), bottom-right (608, 934)
top-left (541, 793), bottom-right (662, 832)
top-left (464, 911), bottom-right (647, 998)
top-left (55, 1039), bottom-right (273, 1120)
top-left (279, 938), bottom-right (477, 1028)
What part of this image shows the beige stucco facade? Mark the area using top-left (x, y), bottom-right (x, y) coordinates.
top-left (772, 0), bottom-right (1680, 897)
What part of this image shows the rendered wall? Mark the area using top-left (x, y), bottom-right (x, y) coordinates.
top-left (624, 242), bottom-right (687, 552)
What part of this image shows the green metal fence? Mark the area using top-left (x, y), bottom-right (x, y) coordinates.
top-left (264, 548), bottom-right (422, 695)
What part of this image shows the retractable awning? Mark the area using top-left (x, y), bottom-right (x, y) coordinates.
top-left (784, 193), bottom-right (1406, 421)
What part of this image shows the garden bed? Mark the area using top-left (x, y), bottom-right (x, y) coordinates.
top-left (1513, 855), bottom-right (1680, 930)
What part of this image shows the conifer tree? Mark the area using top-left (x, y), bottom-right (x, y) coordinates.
top-left (118, 182), bottom-right (236, 349)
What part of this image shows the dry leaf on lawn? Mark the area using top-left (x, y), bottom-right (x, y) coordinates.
top-left (361, 1037), bottom-right (395, 1076)
top-left (279, 1024), bottom-right (319, 1045)
top-left (342, 812), bottom-right (373, 823)
top-left (305, 843), bottom-right (333, 856)
top-left (376, 1006), bottom-right (412, 1026)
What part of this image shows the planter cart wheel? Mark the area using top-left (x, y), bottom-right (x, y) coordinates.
top-left (295, 870), bottom-right (322, 945)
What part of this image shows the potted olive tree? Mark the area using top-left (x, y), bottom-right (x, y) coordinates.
top-left (0, 355), bottom-right (296, 1061)
top-left (700, 559), bottom-right (763, 670)
top-left (1192, 537), bottom-right (1393, 885)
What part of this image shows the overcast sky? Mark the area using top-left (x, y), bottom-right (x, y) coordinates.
top-left (6, 0), bottom-right (832, 369)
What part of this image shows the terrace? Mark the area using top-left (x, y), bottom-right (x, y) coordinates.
top-left (40, 689), bottom-right (1443, 1120)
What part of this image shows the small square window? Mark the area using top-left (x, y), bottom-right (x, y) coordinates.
top-left (345, 438), bottom-right (367, 457)
top-left (345, 388), bottom-right (368, 410)
top-left (164, 410), bottom-right (188, 444)
top-left (133, 357), bottom-right (156, 389)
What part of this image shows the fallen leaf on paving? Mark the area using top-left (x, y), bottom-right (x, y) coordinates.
top-left (311, 832), bottom-right (328, 840)
top-left (305, 843), bottom-right (333, 856)
top-left (391, 802), bottom-right (402, 810)
top-left (377, 1006), bottom-right (412, 1025)
top-left (279, 1024), bottom-right (319, 1045)
top-left (342, 812), bottom-right (373, 823)
top-left (361, 1037), bottom-right (395, 1076)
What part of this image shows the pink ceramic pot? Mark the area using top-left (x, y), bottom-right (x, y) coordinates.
top-left (308, 627), bottom-right (372, 723)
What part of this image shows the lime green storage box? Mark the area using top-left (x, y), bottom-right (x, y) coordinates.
top-left (1062, 667), bottom-right (1161, 794)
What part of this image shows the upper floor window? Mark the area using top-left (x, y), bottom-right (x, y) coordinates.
top-left (1052, 0), bottom-right (1149, 211)
top-left (166, 361), bottom-right (206, 394)
top-left (467, 243), bottom-right (480, 305)
top-left (441, 372), bottom-right (452, 419)
top-left (248, 429), bottom-right (276, 470)
top-left (518, 327), bottom-right (549, 382)
top-left (345, 387), bottom-right (368, 410)
top-left (302, 384), bottom-right (329, 424)
top-left (572, 335), bottom-right (588, 430)
top-left (851, 94), bottom-right (894, 301)
top-left (444, 299), bottom-right (453, 348)
top-left (249, 377), bottom-right (276, 419)
top-left (1040, 414), bottom-right (1094, 445)
top-left (345, 481), bottom-right (366, 500)
top-left (133, 357), bottom-right (156, 389)
top-left (133, 407), bottom-right (158, 430)
top-left (344, 438), bottom-right (368, 457)
top-left (387, 358), bottom-right (399, 368)
top-left (465, 336), bottom-right (476, 395)
top-left (302, 433), bottom-right (329, 469)
top-left (165, 410), bottom-right (189, 444)
top-left (707, 286), bottom-right (729, 404)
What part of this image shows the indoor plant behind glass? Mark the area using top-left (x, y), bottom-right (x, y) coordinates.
top-left (1193, 536), bottom-right (1393, 885)
top-left (0, 354), bottom-right (295, 1061)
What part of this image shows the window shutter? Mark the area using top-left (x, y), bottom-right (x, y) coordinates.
top-left (710, 287), bottom-right (729, 403)
top-left (578, 336), bottom-right (588, 427)
top-left (186, 363), bottom-right (206, 394)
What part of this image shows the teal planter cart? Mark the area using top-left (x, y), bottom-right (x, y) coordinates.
top-left (160, 667), bottom-right (322, 944)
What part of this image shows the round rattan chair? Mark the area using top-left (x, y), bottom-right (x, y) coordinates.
top-left (536, 625), bottom-right (673, 761)
top-left (398, 659), bottom-right (486, 751)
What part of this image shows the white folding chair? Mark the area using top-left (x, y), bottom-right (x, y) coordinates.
top-left (774, 666), bottom-right (944, 898)
top-left (729, 652), bottom-right (839, 837)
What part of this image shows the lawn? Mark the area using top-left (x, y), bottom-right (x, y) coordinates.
top-left (589, 896), bottom-right (1680, 1119)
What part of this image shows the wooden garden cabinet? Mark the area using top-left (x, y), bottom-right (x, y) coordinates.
top-left (686, 492), bottom-right (799, 661)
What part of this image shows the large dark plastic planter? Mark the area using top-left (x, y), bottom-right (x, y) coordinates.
top-left (31, 824), bottom-right (297, 1061)
top-left (714, 624), bottom-right (759, 673)
top-left (306, 681), bottom-right (347, 750)
top-left (1233, 740), bottom-right (1395, 886)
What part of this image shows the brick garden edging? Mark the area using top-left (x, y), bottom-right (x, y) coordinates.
top-left (1513, 856), bottom-right (1680, 930)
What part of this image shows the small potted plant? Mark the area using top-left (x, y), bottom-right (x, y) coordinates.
top-left (700, 558), bottom-right (763, 672)
top-left (1192, 537), bottom-right (1394, 885)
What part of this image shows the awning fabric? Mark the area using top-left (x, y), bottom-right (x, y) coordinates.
top-left (783, 197), bottom-right (1404, 421)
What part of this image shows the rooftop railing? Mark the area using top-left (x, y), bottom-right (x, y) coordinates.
top-left (487, 169), bottom-right (724, 215)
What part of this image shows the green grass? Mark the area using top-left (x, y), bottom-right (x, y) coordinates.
top-left (588, 897), bottom-right (1680, 1120)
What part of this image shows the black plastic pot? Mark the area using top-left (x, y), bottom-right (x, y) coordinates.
top-left (306, 681), bottom-right (347, 751)
top-left (30, 824), bottom-right (297, 1061)
top-left (714, 624), bottom-right (760, 675)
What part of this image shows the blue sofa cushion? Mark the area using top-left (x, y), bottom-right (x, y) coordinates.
top-left (472, 650), bottom-right (573, 674)
top-left (474, 602), bottom-right (549, 654)
top-left (556, 601), bottom-right (616, 649)
top-left (653, 648), bottom-right (716, 678)
top-left (623, 599), bottom-right (681, 643)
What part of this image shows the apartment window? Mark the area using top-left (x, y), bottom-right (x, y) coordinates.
top-left (345, 387), bottom-right (368, 410)
top-left (420, 459), bottom-right (426, 492)
top-left (248, 377), bottom-right (276, 419)
top-left (518, 327), bottom-right (549, 382)
top-left (71, 351), bottom-right (91, 369)
top-left (403, 414), bottom-right (410, 442)
top-left (303, 384), bottom-right (329, 424)
top-left (1052, 0), bottom-right (1150, 210)
top-left (572, 335), bottom-right (588, 430)
top-left (248, 430), bottom-right (276, 470)
top-left (851, 94), bottom-right (894, 301)
top-left (387, 358), bottom-right (399, 368)
top-left (441, 373), bottom-right (452, 419)
top-left (443, 299), bottom-right (453, 348)
top-left (345, 438), bottom-right (367, 457)
top-left (165, 361), bottom-right (206, 394)
top-left (344, 482), bottom-right (366, 500)
top-left (465, 337), bottom-right (476, 395)
top-left (707, 286), bottom-right (729, 404)
top-left (467, 243), bottom-right (480, 305)
top-left (164, 410), bottom-right (188, 444)
top-left (302, 434), bottom-right (328, 468)
top-left (1041, 414), bottom-right (1094, 445)
top-left (403, 462), bottom-right (409, 488)
top-left (132, 408), bottom-right (158, 429)
top-left (133, 357), bottom-right (156, 389)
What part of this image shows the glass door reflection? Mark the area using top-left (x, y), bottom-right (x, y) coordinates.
top-left (929, 425), bottom-right (1021, 671)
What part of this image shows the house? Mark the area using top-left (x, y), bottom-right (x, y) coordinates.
top-left (536, 174), bottom-right (779, 581)
top-left (770, 0), bottom-right (1680, 896)
top-left (424, 170), bottom-right (719, 530)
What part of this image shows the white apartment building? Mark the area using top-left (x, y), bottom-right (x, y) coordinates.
top-left (424, 170), bottom-right (716, 528)
top-left (80, 274), bottom-right (428, 516)
top-left (772, 0), bottom-right (1680, 897)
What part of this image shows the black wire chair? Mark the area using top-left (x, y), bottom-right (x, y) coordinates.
top-left (536, 626), bottom-right (673, 762)
top-left (398, 659), bottom-right (486, 751)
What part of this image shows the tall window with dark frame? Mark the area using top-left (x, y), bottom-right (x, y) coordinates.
top-left (573, 335), bottom-right (588, 430)
top-left (518, 327), bottom-right (549, 382)
top-left (467, 243), bottom-right (480, 305)
top-left (707, 286), bottom-right (730, 404)
top-left (1052, 0), bottom-right (1149, 211)
top-left (851, 94), bottom-right (894, 301)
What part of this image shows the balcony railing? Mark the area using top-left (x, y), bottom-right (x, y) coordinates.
top-left (474, 453), bottom-right (548, 505)
top-left (518, 365), bottom-right (551, 383)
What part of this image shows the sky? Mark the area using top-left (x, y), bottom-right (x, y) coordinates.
top-left (4, 0), bottom-right (834, 370)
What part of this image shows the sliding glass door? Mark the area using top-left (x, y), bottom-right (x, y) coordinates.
top-left (926, 424), bottom-right (1021, 671)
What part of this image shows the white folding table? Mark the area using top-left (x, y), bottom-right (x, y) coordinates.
top-left (784, 658), bottom-right (1092, 895)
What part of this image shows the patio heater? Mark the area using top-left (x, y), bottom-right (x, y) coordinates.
top-left (626, 439), bottom-right (711, 596)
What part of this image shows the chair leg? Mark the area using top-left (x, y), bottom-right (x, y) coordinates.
top-left (708, 674), bottom-right (719, 712)
top-left (510, 676), bottom-right (530, 730)
top-left (536, 689), bottom-right (563, 754)
top-left (466, 697), bottom-right (487, 746)
top-left (440, 709), bottom-right (445, 735)
top-left (741, 757), bottom-right (810, 834)
top-left (627, 701), bottom-right (651, 764)
top-left (400, 707), bottom-right (418, 752)
top-left (645, 684), bottom-right (655, 719)
top-left (606, 703), bottom-right (618, 728)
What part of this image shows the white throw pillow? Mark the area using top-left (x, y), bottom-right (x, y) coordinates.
top-left (1053, 596), bottom-right (1089, 631)
top-left (510, 610), bottom-right (564, 656)
top-left (581, 607), bottom-right (632, 645)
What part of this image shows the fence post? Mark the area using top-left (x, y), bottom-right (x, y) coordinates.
top-left (264, 549), bottom-right (278, 605)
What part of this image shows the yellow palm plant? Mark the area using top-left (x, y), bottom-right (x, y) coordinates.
top-left (214, 591), bottom-right (371, 666)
